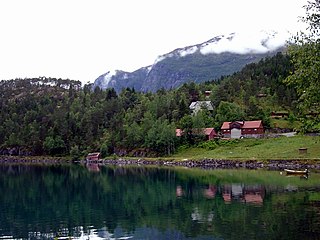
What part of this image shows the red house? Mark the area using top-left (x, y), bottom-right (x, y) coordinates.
top-left (176, 128), bottom-right (217, 140)
top-left (203, 128), bottom-right (217, 140)
top-left (221, 120), bottom-right (264, 139)
top-left (86, 152), bottom-right (101, 162)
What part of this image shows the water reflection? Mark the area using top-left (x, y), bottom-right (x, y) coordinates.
top-left (176, 184), bottom-right (265, 205)
top-left (86, 163), bottom-right (101, 172)
top-left (221, 185), bottom-right (265, 205)
top-left (176, 185), bottom-right (184, 197)
top-left (0, 164), bottom-right (320, 239)
top-left (7, 225), bottom-right (129, 240)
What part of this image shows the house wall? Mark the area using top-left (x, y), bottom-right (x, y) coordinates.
top-left (241, 128), bottom-right (264, 135)
top-left (207, 132), bottom-right (216, 140)
top-left (222, 128), bottom-right (264, 138)
top-left (222, 129), bottom-right (230, 138)
top-left (231, 128), bottom-right (241, 138)
top-left (242, 134), bottom-right (264, 138)
top-left (87, 156), bottom-right (100, 161)
top-left (192, 106), bottom-right (201, 115)
top-left (223, 133), bottom-right (231, 138)
top-left (86, 153), bottom-right (101, 161)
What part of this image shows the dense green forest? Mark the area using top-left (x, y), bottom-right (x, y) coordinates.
top-left (0, 52), bottom-right (304, 158)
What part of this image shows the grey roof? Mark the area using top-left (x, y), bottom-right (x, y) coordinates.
top-left (189, 101), bottom-right (213, 110)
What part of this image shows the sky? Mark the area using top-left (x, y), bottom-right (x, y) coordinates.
top-left (0, 0), bottom-right (309, 84)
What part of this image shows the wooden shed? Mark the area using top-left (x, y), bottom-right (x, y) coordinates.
top-left (86, 152), bottom-right (101, 162)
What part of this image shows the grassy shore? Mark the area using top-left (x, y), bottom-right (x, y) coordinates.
top-left (1, 135), bottom-right (319, 164)
top-left (171, 135), bottom-right (320, 161)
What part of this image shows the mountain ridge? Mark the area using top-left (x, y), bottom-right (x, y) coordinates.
top-left (94, 31), bottom-right (287, 92)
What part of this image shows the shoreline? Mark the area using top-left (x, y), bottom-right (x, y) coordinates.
top-left (0, 155), bottom-right (319, 170)
top-left (100, 158), bottom-right (320, 170)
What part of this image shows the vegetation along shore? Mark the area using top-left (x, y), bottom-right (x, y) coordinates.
top-left (0, 135), bottom-right (319, 170)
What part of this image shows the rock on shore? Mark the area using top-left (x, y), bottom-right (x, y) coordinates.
top-left (0, 156), bottom-right (319, 170)
top-left (101, 158), bottom-right (320, 170)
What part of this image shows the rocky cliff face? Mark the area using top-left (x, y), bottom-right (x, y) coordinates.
top-left (93, 31), bottom-right (287, 92)
top-left (94, 67), bottom-right (150, 93)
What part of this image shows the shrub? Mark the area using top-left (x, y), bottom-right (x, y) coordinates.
top-left (197, 140), bottom-right (218, 150)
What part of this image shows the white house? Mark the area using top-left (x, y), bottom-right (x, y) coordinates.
top-left (189, 101), bottom-right (213, 115)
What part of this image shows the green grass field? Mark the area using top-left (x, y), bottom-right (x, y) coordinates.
top-left (172, 135), bottom-right (320, 161)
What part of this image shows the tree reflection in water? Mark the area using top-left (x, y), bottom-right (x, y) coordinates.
top-left (0, 164), bottom-right (320, 240)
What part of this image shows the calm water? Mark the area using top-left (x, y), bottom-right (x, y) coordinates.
top-left (1, 164), bottom-right (320, 240)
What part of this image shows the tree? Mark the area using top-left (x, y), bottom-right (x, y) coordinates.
top-left (179, 115), bottom-right (193, 140)
top-left (286, 42), bottom-right (320, 113)
top-left (215, 101), bottom-right (246, 126)
top-left (124, 122), bottom-right (143, 149)
top-left (43, 136), bottom-right (66, 156)
top-left (145, 119), bottom-right (176, 155)
top-left (285, 0), bottom-right (320, 127)
top-left (70, 145), bottom-right (82, 161)
top-left (300, 0), bottom-right (320, 42)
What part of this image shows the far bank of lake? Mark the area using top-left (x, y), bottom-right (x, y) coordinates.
top-left (0, 156), bottom-right (320, 172)
top-left (0, 135), bottom-right (319, 170)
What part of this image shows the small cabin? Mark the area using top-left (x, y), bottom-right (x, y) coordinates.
top-left (271, 111), bottom-right (289, 119)
top-left (256, 93), bottom-right (267, 98)
top-left (205, 91), bottom-right (212, 99)
top-left (86, 152), bottom-right (101, 162)
top-left (203, 128), bottom-right (217, 140)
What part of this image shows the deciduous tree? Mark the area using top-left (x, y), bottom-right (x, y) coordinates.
top-left (285, 0), bottom-right (320, 129)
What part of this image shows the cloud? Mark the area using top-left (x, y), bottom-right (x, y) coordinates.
top-left (199, 31), bottom-right (289, 55)
top-left (103, 70), bottom-right (117, 85)
top-left (0, 0), bottom-right (308, 84)
top-left (179, 46), bottom-right (198, 57)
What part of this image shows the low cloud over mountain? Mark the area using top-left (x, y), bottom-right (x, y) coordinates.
top-left (94, 31), bottom-right (287, 92)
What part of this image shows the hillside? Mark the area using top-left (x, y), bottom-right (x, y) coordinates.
top-left (0, 52), bottom-right (301, 158)
top-left (93, 31), bottom-right (287, 92)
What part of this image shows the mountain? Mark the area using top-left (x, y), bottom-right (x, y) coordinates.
top-left (93, 31), bottom-right (287, 93)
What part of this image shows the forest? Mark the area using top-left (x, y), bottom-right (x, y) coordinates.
top-left (0, 52), bottom-right (306, 158)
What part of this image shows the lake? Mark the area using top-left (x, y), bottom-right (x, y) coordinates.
top-left (0, 163), bottom-right (320, 240)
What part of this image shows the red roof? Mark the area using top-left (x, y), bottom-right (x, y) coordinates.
top-left (176, 129), bottom-right (183, 137)
top-left (175, 128), bottom-right (217, 136)
top-left (221, 120), bottom-right (262, 130)
top-left (221, 122), bottom-right (232, 130)
top-left (203, 128), bottom-right (216, 135)
top-left (242, 120), bottom-right (262, 129)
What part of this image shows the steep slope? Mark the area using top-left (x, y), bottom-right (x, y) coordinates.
top-left (94, 31), bottom-right (287, 92)
top-left (94, 67), bottom-right (150, 93)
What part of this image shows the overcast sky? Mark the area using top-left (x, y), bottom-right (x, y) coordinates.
top-left (0, 0), bottom-right (308, 84)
